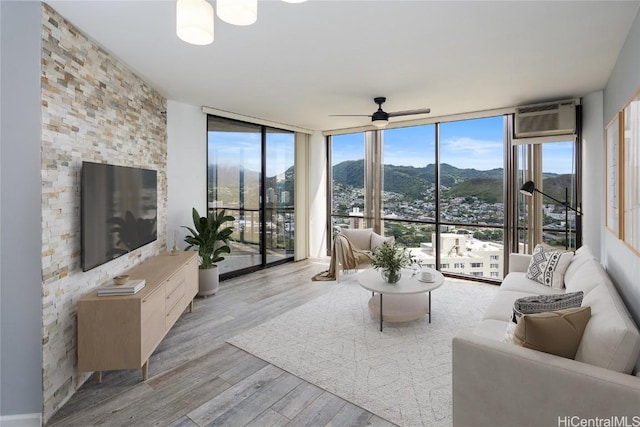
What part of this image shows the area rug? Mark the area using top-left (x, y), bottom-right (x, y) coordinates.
top-left (228, 276), bottom-right (498, 427)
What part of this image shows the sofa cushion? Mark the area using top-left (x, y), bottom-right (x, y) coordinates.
top-left (564, 257), bottom-right (609, 295)
top-left (500, 272), bottom-right (564, 295)
top-left (340, 228), bottom-right (372, 251)
top-left (474, 319), bottom-right (509, 341)
top-left (370, 232), bottom-right (394, 250)
top-left (575, 284), bottom-right (640, 374)
top-left (512, 291), bottom-right (584, 323)
top-left (513, 306), bottom-right (591, 359)
top-left (564, 244), bottom-right (596, 285)
top-left (525, 244), bottom-right (573, 289)
top-left (482, 290), bottom-right (535, 322)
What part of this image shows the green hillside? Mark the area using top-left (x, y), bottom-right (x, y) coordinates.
top-left (333, 160), bottom-right (506, 200)
top-left (445, 178), bottom-right (503, 203)
top-left (332, 160), bottom-right (575, 204)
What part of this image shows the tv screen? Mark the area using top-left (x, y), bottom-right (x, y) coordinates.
top-left (81, 162), bottom-right (157, 271)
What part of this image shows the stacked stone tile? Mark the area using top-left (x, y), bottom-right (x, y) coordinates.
top-left (41, 4), bottom-right (167, 422)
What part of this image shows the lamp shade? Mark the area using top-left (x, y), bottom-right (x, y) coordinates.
top-left (520, 181), bottom-right (536, 196)
top-left (176, 0), bottom-right (214, 45)
top-left (217, 0), bottom-right (257, 26)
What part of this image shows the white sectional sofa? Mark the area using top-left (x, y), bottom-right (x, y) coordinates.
top-left (452, 246), bottom-right (640, 427)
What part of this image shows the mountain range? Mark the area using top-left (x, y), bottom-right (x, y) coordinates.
top-left (333, 159), bottom-right (572, 204)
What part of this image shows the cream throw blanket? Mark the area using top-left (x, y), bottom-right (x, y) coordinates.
top-left (312, 233), bottom-right (372, 281)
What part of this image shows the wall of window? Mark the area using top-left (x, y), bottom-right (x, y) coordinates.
top-left (329, 116), bottom-right (507, 281)
top-left (516, 139), bottom-right (579, 253)
top-left (328, 113), bottom-right (579, 282)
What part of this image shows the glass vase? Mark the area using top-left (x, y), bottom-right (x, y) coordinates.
top-left (381, 269), bottom-right (402, 284)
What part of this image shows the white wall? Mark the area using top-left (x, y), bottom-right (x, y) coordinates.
top-left (0, 1), bottom-right (43, 422)
top-left (602, 8), bottom-right (640, 323)
top-left (581, 91), bottom-right (604, 260)
top-left (167, 100), bottom-right (207, 250)
top-left (308, 132), bottom-right (327, 258)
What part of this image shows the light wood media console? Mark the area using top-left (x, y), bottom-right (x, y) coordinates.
top-left (77, 251), bottom-right (198, 382)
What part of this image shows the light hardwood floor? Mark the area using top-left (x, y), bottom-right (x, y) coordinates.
top-left (46, 258), bottom-right (397, 427)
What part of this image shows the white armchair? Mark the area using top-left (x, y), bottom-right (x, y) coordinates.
top-left (334, 228), bottom-right (394, 282)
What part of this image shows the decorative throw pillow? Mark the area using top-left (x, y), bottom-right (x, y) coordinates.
top-left (526, 244), bottom-right (574, 289)
top-left (371, 233), bottom-right (394, 250)
top-left (511, 291), bottom-right (584, 323)
top-left (512, 306), bottom-right (591, 359)
top-left (503, 321), bottom-right (517, 343)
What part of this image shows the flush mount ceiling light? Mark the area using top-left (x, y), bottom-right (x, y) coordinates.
top-left (177, 0), bottom-right (306, 45)
top-left (217, 0), bottom-right (257, 26)
top-left (176, 0), bottom-right (214, 45)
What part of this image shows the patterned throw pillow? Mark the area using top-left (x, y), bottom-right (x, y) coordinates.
top-left (511, 291), bottom-right (584, 323)
top-left (503, 321), bottom-right (518, 343)
top-left (525, 244), bottom-right (574, 289)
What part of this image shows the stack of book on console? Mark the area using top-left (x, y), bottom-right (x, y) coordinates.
top-left (98, 280), bottom-right (146, 296)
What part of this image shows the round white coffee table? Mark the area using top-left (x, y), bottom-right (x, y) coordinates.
top-left (357, 268), bottom-right (445, 331)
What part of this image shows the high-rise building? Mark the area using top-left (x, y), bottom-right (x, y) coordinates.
top-left (280, 190), bottom-right (290, 204)
top-left (349, 207), bottom-right (365, 229)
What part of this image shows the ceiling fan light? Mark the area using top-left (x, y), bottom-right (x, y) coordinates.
top-left (217, 0), bottom-right (257, 26)
top-left (176, 0), bottom-right (214, 45)
top-left (372, 118), bottom-right (388, 128)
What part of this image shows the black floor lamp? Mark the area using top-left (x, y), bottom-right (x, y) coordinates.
top-left (519, 180), bottom-right (582, 250)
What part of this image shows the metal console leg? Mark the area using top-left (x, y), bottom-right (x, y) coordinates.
top-left (380, 293), bottom-right (383, 332)
top-left (429, 291), bottom-right (432, 323)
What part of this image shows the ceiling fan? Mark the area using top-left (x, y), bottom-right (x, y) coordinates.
top-left (331, 97), bottom-right (431, 127)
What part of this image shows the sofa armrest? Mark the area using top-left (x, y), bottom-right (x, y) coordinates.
top-left (508, 253), bottom-right (531, 273)
top-left (452, 333), bottom-right (640, 427)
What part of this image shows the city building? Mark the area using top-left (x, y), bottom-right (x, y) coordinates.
top-left (414, 233), bottom-right (504, 279)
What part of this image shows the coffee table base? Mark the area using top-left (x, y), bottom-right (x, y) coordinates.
top-left (368, 293), bottom-right (431, 331)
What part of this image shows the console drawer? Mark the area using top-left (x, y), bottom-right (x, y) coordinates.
top-left (165, 268), bottom-right (186, 297)
top-left (165, 281), bottom-right (184, 316)
top-left (166, 294), bottom-right (186, 329)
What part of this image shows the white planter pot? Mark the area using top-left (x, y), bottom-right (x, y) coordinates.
top-left (198, 266), bottom-right (219, 297)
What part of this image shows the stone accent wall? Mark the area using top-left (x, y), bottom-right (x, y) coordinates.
top-left (40, 4), bottom-right (167, 422)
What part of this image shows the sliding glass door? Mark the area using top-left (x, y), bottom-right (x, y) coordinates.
top-left (208, 116), bottom-right (295, 277)
top-left (265, 128), bottom-right (295, 264)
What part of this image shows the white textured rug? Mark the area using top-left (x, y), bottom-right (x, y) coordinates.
top-left (228, 276), bottom-right (498, 427)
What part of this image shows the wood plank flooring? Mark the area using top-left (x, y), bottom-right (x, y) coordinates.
top-left (46, 259), bottom-right (397, 427)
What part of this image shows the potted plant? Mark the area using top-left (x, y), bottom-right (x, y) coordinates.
top-left (371, 242), bottom-right (416, 283)
top-left (183, 208), bottom-right (235, 297)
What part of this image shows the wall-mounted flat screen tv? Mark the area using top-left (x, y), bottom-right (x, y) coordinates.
top-left (81, 162), bottom-right (158, 271)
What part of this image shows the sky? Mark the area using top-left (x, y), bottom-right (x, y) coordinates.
top-left (332, 116), bottom-right (575, 174)
top-left (208, 116), bottom-right (575, 176)
top-left (207, 131), bottom-right (294, 176)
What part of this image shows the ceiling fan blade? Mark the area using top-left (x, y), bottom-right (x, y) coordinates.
top-left (329, 114), bottom-right (373, 117)
top-left (387, 108), bottom-right (431, 117)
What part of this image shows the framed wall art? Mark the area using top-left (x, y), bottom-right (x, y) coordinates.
top-left (605, 112), bottom-right (623, 237)
top-left (622, 91), bottom-right (640, 254)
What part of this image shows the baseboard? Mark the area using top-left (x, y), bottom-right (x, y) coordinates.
top-left (0, 413), bottom-right (42, 427)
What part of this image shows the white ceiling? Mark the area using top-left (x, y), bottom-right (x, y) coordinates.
top-left (46, 0), bottom-right (640, 132)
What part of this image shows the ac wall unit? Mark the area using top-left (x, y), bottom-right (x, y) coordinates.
top-left (514, 101), bottom-right (576, 138)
